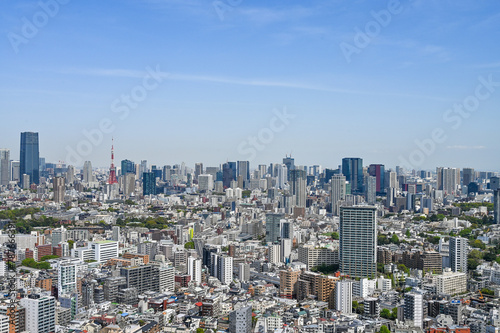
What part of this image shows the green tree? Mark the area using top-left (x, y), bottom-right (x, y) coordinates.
top-left (405, 229), bottom-right (411, 237)
top-left (380, 308), bottom-right (391, 319)
top-left (380, 325), bottom-right (390, 333)
top-left (196, 329), bottom-right (205, 333)
top-left (184, 241), bottom-right (195, 249)
top-left (40, 255), bottom-right (59, 261)
top-left (67, 240), bottom-right (75, 250)
top-left (332, 232), bottom-right (339, 240)
top-left (468, 258), bottom-right (480, 270)
top-left (390, 234), bottom-right (400, 244)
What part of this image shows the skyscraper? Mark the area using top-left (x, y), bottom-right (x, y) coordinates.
top-left (237, 161), bottom-right (250, 182)
top-left (342, 158), bottom-right (363, 194)
top-left (10, 160), bottom-right (20, 182)
top-left (462, 168), bottom-right (475, 187)
top-left (331, 174), bottom-right (346, 216)
top-left (266, 213), bottom-right (283, 243)
top-left (368, 164), bottom-right (385, 194)
top-left (194, 163), bottom-right (204, 179)
top-left (20, 132), bottom-right (40, 185)
top-left (53, 176), bottom-right (65, 203)
top-left (495, 189), bottom-right (500, 224)
top-left (289, 169), bottom-right (306, 208)
top-left (121, 159), bottom-right (135, 175)
top-left (222, 162), bottom-right (237, 188)
top-left (436, 167), bottom-right (460, 195)
top-left (82, 161), bottom-right (93, 183)
top-left (450, 237), bottom-right (468, 273)
top-left (365, 176), bottom-right (376, 205)
top-left (283, 155), bottom-right (295, 179)
top-left (0, 149), bottom-right (9, 186)
top-left (340, 206), bottom-right (377, 278)
top-left (142, 172), bottom-right (156, 195)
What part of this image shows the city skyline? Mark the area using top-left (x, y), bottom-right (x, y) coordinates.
top-left (1, 1), bottom-right (500, 169)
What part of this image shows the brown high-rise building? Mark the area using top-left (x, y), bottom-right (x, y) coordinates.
top-left (279, 269), bottom-right (301, 299)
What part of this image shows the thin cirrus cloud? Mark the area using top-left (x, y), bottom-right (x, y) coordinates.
top-left (55, 67), bottom-right (454, 102)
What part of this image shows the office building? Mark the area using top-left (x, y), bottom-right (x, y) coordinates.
top-left (82, 161), bottom-right (93, 183)
top-left (198, 174), bottom-right (214, 192)
top-left (281, 238), bottom-right (292, 263)
top-left (92, 241), bottom-right (119, 263)
top-left (331, 174), bottom-right (346, 216)
top-left (20, 132), bottom-right (40, 185)
top-left (237, 160), bottom-right (250, 182)
top-left (10, 160), bottom-right (20, 183)
top-left (437, 167), bottom-right (460, 195)
top-left (142, 172), bottom-right (156, 195)
top-left (222, 162), bottom-right (237, 188)
top-left (266, 213), bottom-right (284, 243)
top-left (229, 306), bottom-right (252, 333)
top-left (450, 237), bottom-right (468, 273)
top-left (0, 149), bottom-right (9, 186)
top-left (340, 206), bottom-right (377, 278)
top-left (404, 292), bottom-right (423, 328)
top-left (20, 294), bottom-right (55, 333)
top-left (334, 280), bottom-right (353, 314)
top-left (342, 158), bottom-right (363, 193)
top-left (53, 176), bottom-right (65, 203)
top-left (463, 168), bottom-right (475, 186)
top-left (368, 164), bottom-right (385, 194)
top-left (121, 159), bottom-right (135, 175)
top-left (112, 226), bottom-right (120, 242)
top-left (289, 169), bottom-right (307, 208)
top-left (52, 226), bottom-right (67, 247)
top-left (495, 189), bottom-right (500, 224)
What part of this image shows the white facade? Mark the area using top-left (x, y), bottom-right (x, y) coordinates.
top-left (159, 265), bottom-right (175, 292)
top-left (353, 278), bottom-right (376, 298)
top-left (217, 256), bottom-right (233, 285)
top-left (280, 238), bottom-right (292, 263)
top-left (92, 241), bottom-right (119, 263)
top-left (238, 263), bottom-right (250, 282)
top-left (435, 271), bottom-right (467, 295)
top-left (450, 237), bottom-right (468, 273)
top-left (269, 244), bottom-right (280, 264)
top-left (58, 260), bottom-right (77, 297)
top-left (20, 295), bottom-right (56, 333)
top-left (198, 174), bottom-right (214, 191)
top-left (0, 314), bottom-right (8, 333)
top-left (334, 281), bottom-right (353, 314)
top-left (188, 257), bottom-right (202, 285)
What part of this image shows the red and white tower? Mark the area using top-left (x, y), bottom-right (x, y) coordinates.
top-left (108, 138), bottom-right (118, 184)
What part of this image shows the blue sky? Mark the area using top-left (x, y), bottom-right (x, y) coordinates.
top-left (1, 0), bottom-right (500, 170)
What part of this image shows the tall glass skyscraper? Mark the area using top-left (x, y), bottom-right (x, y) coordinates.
top-left (342, 158), bottom-right (363, 194)
top-left (20, 132), bottom-right (40, 185)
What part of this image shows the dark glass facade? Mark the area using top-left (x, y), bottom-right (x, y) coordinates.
top-left (20, 132), bottom-right (40, 184)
